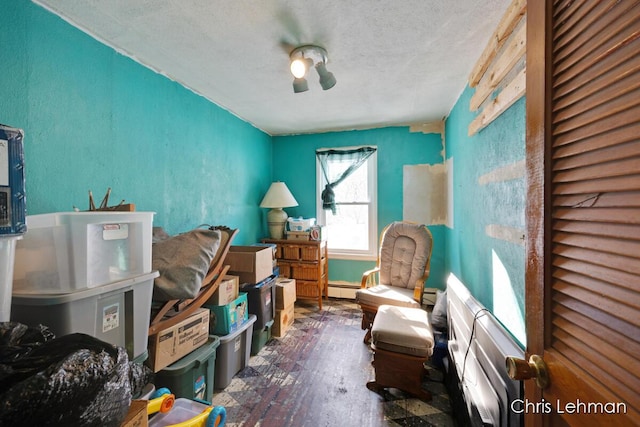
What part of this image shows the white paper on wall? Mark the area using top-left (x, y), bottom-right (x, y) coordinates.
top-left (403, 163), bottom-right (448, 226)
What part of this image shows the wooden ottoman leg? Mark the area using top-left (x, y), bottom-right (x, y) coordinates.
top-left (372, 347), bottom-right (432, 401)
top-left (361, 308), bottom-right (376, 344)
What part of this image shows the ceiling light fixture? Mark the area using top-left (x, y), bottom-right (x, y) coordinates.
top-left (289, 45), bottom-right (336, 93)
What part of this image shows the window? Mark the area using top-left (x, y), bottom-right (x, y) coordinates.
top-left (316, 147), bottom-right (377, 259)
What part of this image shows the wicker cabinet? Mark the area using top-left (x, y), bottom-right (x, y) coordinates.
top-left (261, 238), bottom-right (328, 309)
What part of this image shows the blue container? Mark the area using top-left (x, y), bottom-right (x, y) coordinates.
top-left (207, 292), bottom-right (249, 335)
top-left (0, 124), bottom-right (26, 236)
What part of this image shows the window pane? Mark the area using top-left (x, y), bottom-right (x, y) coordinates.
top-left (325, 204), bottom-right (369, 250)
top-left (328, 160), bottom-right (368, 202)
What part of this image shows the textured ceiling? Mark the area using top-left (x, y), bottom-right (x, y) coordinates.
top-left (33, 0), bottom-right (511, 135)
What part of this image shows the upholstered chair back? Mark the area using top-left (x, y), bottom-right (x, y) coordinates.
top-left (378, 222), bottom-right (432, 290)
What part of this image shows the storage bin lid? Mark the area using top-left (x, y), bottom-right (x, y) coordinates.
top-left (215, 314), bottom-right (256, 343)
top-left (11, 271), bottom-right (159, 304)
top-left (158, 336), bottom-right (220, 374)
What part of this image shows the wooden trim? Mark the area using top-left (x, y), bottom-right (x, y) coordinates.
top-left (478, 159), bottom-right (526, 185)
top-left (409, 120), bottom-right (445, 135)
top-left (468, 66), bottom-right (526, 135)
top-left (524, 1), bottom-right (551, 425)
top-left (485, 224), bottom-right (525, 245)
top-left (469, 0), bottom-right (527, 87)
top-left (470, 20), bottom-right (527, 111)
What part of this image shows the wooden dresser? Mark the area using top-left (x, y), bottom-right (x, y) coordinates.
top-left (261, 238), bottom-right (328, 309)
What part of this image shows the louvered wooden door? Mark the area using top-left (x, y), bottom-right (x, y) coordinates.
top-left (526, 0), bottom-right (640, 425)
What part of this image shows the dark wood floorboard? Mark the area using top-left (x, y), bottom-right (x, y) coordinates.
top-left (211, 298), bottom-right (455, 426)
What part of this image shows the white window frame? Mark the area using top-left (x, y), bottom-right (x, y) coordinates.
top-left (316, 148), bottom-right (378, 260)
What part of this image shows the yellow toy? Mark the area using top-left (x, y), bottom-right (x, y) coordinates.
top-left (148, 389), bottom-right (226, 427)
top-left (147, 388), bottom-right (176, 416)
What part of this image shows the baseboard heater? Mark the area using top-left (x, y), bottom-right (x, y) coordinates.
top-left (445, 273), bottom-right (524, 427)
top-left (327, 281), bottom-right (359, 299)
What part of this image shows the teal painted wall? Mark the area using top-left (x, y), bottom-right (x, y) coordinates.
top-left (445, 85), bottom-right (526, 345)
top-left (0, 1), bottom-right (271, 244)
top-left (272, 127), bottom-right (447, 289)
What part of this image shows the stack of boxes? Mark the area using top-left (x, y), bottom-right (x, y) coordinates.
top-left (207, 275), bottom-right (247, 335)
top-left (204, 272), bottom-right (255, 391)
top-left (273, 277), bottom-right (296, 337)
top-left (149, 272), bottom-right (257, 399)
top-left (143, 243), bottom-right (283, 403)
top-left (226, 245), bottom-right (277, 357)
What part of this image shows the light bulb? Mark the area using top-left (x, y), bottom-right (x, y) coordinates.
top-left (290, 58), bottom-right (307, 78)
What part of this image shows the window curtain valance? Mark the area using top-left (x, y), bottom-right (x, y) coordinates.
top-left (316, 146), bottom-right (376, 214)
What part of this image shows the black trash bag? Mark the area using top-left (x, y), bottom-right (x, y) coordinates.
top-left (0, 330), bottom-right (133, 427)
top-left (129, 358), bottom-right (155, 398)
top-left (0, 322), bottom-right (55, 361)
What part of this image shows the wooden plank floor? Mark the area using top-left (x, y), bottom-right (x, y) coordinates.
top-left (211, 298), bottom-right (455, 426)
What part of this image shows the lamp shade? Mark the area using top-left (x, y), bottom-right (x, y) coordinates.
top-left (260, 182), bottom-right (299, 208)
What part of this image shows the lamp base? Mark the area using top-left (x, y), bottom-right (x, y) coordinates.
top-left (267, 208), bottom-right (288, 240)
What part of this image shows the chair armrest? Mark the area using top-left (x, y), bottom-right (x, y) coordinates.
top-left (413, 270), bottom-right (431, 302)
top-left (361, 267), bottom-right (380, 288)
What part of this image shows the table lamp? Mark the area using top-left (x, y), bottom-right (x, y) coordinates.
top-left (260, 182), bottom-right (299, 239)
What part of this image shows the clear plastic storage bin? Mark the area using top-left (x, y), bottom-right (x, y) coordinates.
top-left (12, 211), bottom-right (154, 293)
top-left (149, 398), bottom-right (226, 427)
top-left (11, 271), bottom-right (158, 360)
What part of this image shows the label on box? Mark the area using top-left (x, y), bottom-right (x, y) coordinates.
top-left (194, 375), bottom-right (206, 400)
top-left (265, 290), bottom-right (272, 307)
top-left (102, 223), bottom-right (129, 240)
top-left (234, 336), bottom-right (241, 353)
top-left (102, 303), bottom-right (120, 332)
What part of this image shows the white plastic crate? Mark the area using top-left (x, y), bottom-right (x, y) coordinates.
top-left (12, 211), bottom-right (154, 293)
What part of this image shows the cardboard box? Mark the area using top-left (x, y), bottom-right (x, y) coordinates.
top-left (275, 277), bottom-right (296, 310)
top-left (273, 303), bottom-right (295, 338)
top-left (120, 400), bottom-right (148, 427)
top-left (207, 292), bottom-right (249, 335)
top-left (226, 246), bottom-right (273, 284)
top-left (207, 275), bottom-right (240, 305)
top-left (147, 308), bottom-right (210, 372)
